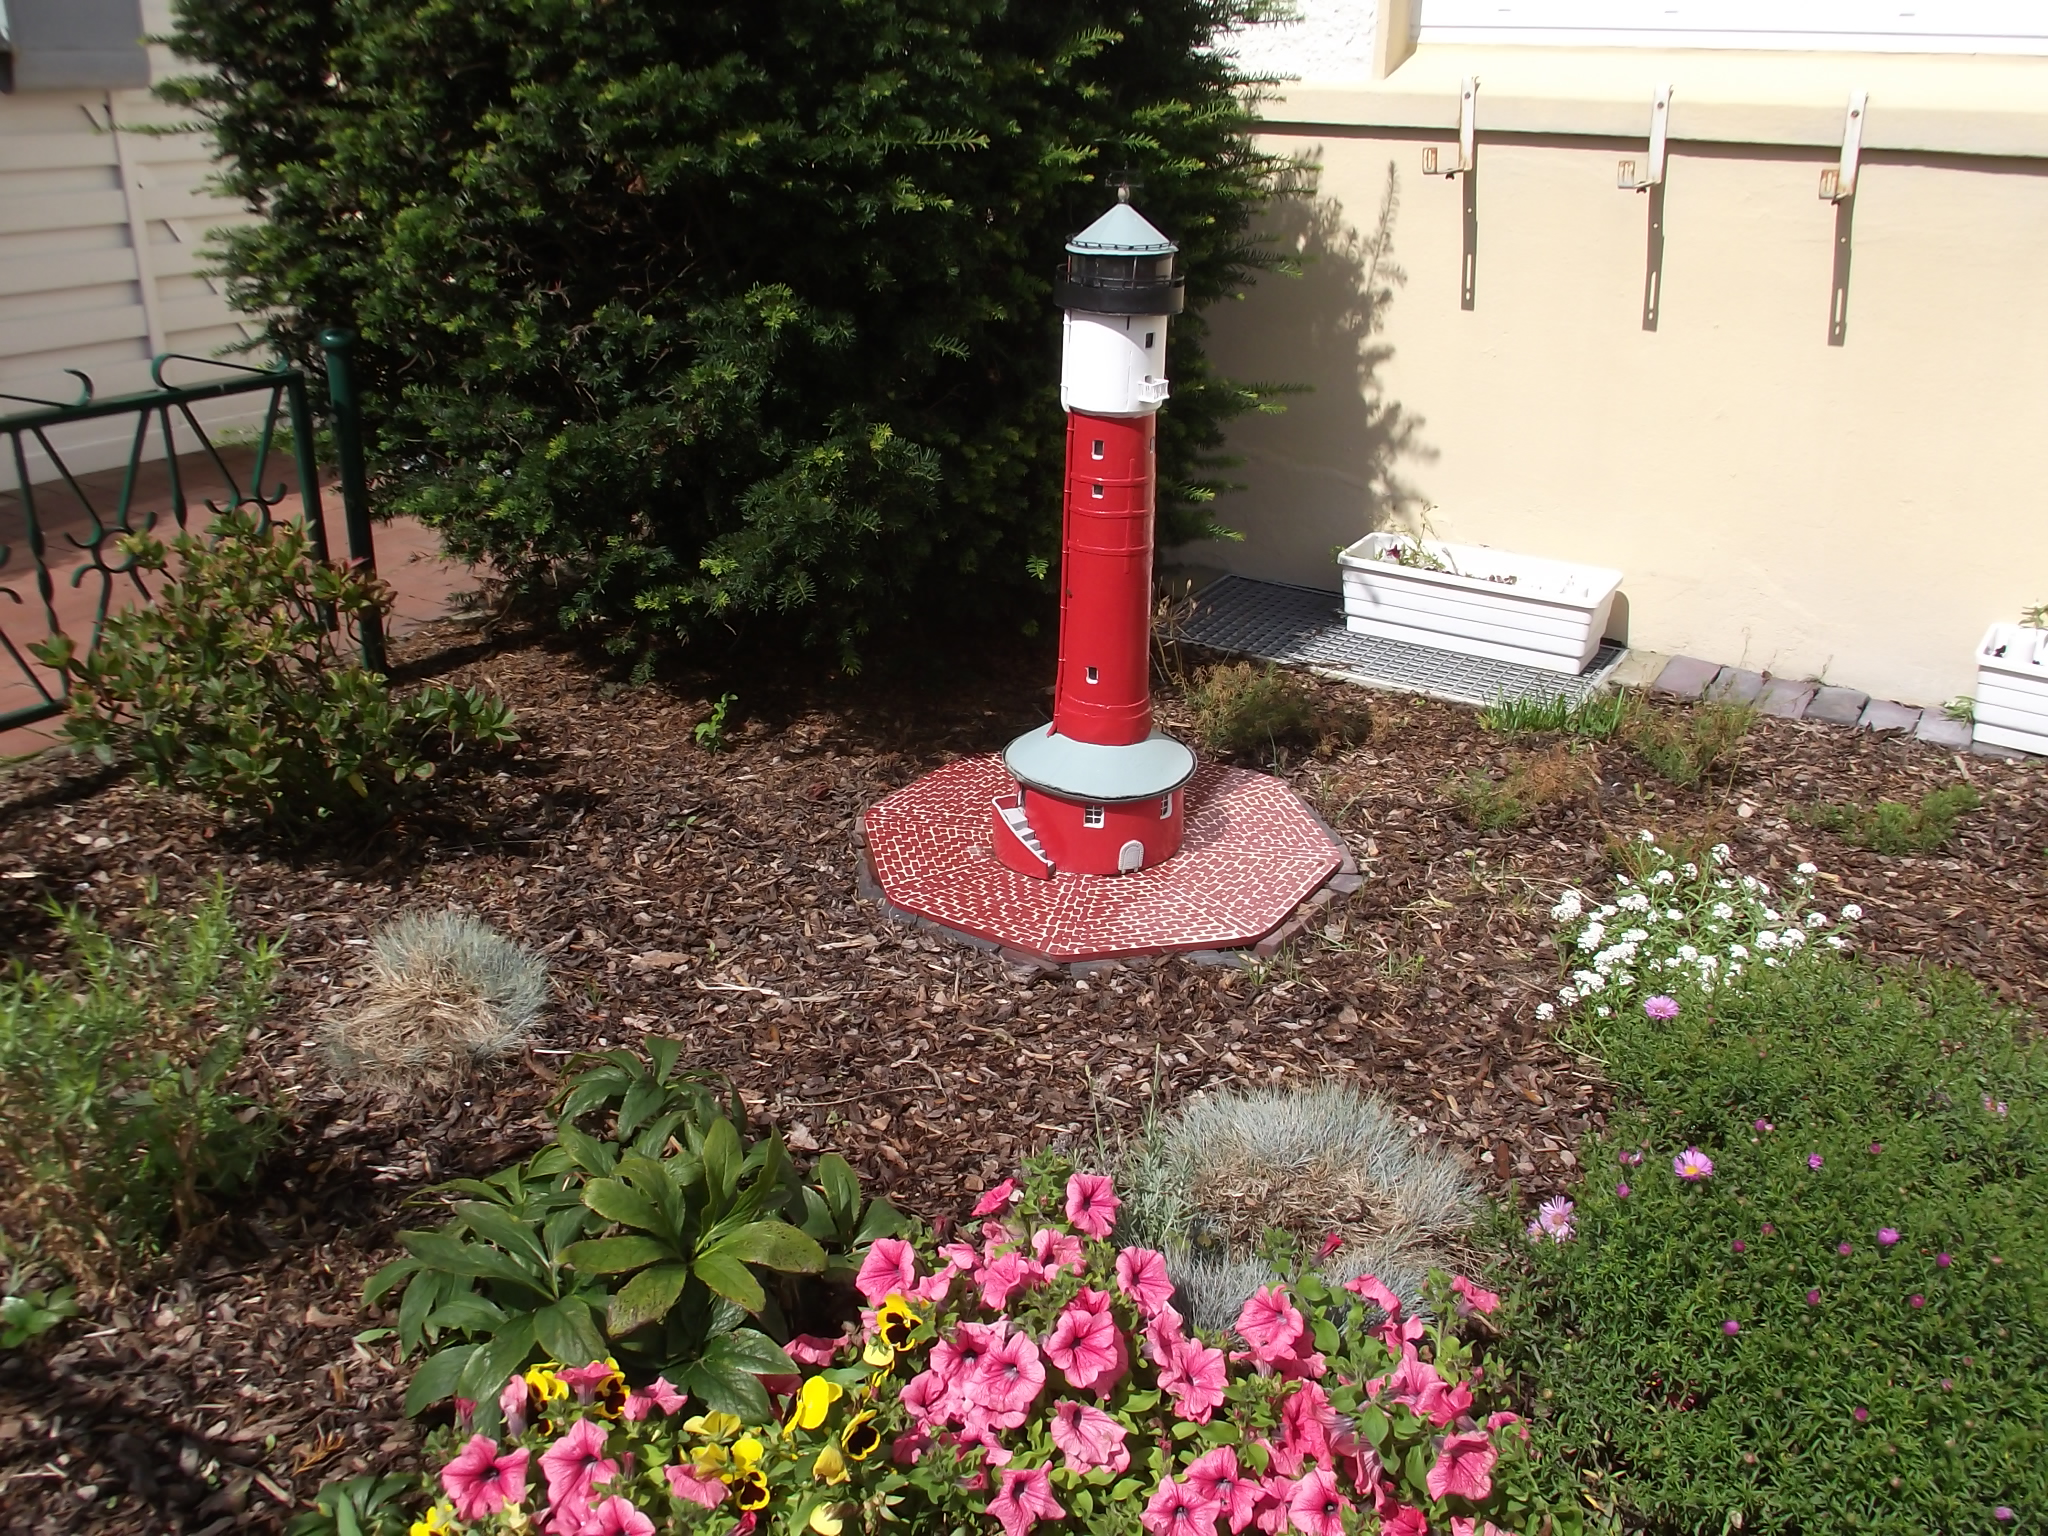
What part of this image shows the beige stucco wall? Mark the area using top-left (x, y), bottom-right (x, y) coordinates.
top-left (1190, 50), bottom-right (2048, 708)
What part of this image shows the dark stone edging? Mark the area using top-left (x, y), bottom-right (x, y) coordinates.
top-left (1648, 656), bottom-right (2025, 758)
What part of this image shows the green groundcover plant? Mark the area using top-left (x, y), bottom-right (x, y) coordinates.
top-left (1505, 891), bottom-right (2045, 1534)
top-left (163, 0), bottom-right (1289, 667)
top-left (315, 1160), bottom-right (1586, 1536)
top-left (0, 881), bottom-right (278, 1287)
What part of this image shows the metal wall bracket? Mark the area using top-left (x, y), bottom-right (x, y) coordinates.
top-left (1819, 91), bottom-right (1867, 201)
top-left (1422, 78), bottom-right (1478, 177)
top-left (1617, 84), bottom-right (1672, 190)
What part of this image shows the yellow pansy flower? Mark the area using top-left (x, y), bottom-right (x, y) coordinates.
top-left (788, 1375), bottom-right (845, 1431)
top-left (812, 1442), bottom-right (850, 1486)
top-left (409, 1508), bottom-right (454, 1536)
top-left (875, 1295), bottom-right (919, 1352)
top-left (840, 1411), bottom-right (882, 1462)
top-left (733, 1469), bottom-right (772, 1511)
top-left (684, 1410), bottom-right (742, 1440)
top-left (732, 1437), bottom-right (765, 1471)
top-left (861, 1338), bottom-right (896, 1369)
top-left (523, 1365), bottom-right (568, 1402)
top-left (810, 1504), bottom-right (847, 1535)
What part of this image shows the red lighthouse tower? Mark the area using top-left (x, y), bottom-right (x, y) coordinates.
top-left (990, 200), bottom-right (1196, 878)
top-left (860, 200), bottom-right (1347, 964)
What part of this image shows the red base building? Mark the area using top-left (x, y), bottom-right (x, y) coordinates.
top-left (863, 200), bottom-right (1346, 961)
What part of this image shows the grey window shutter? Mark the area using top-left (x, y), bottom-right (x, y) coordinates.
top-left (2, 0), bottom-right (150, 93)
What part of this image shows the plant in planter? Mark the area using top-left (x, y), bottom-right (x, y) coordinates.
top-left (1337, 533), bottom-right (1623, 676)
top-left (1974, 600), bottom-right (2048, 755)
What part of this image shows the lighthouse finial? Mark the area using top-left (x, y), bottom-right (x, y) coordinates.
top-left (1116, 180), bottom-right (1131, 205)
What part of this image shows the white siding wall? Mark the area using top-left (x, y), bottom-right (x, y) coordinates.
top-left (0, 0), bottom-right (262, 486)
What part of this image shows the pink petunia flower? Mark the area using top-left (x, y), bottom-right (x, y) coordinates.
top-left (786, 1334), bottom-right (844, 1367)
top-left (1032, 1227), bottom-right (1086, 1278)
top-left (1185, 1448), bottom-right (1261, 1535)
top-left (1878, 1228), bottom-right (1901, 1246)
top-left (663, 1465), bottom-right (729, 1509)
top-left (1345, 1272), bottom-right (1401, 1317)
top-left (1315, 1231), bottom-right (1343, 1261)
top-left (1065, 1173), bottom-right (1121, 1239)
top-left (1142, 1475), bottom-right (1222, 1536)
top-left (1158, 1334), bottom-right (1229, 1425)
top-left (1117, 1247), bottom-right (1177, 1320)
top-left (1644, 995), bottom-right (1680, 1020)
top-left (972, 1178), bottom-right (1022, 1218)
top-left (1279, 1381), bottom-right (1338, 1462)
top-left (1044, 1297), bottom-right (1128, 1393)
top-left (1450, 1275), bottom-right (1500, 1316)
top-left (580, 1495), bottom-right (655, 1536)
top-left (987, 1466), bottom-right (1067, 1536)
top-left (980, 1249), bottom-right (1045, 1311)
top-left (500, 1374), bottom-right (531, 1438)
top-left (1286, 1466), bottom-right (1350, 1536)
top-left (540, 1417), bottom-right (617, 1534)
top-left (1451, 1521), bottom-right (1516, 1536)
top-left (1050, 1398), bottom-right (1132, 1474)
top-left (1236, 1286), bottom-right (1306, 1364)
top-left (1673, 1147), bottom-right (1715, 1181)
top-left (620, 1376), bottom-right (687, 1421)
top-left (442, 1436), bottom-right (530, 1522)
top-left (855, 1237), bottom-right (920, 1305)
top-left (968, 1328), bottom-right (1046, 1425)
top-left (1379, 1503), bottom-right (1430, 1536)
top-left (558, 1361), bottom-right (620, 1403)
top-left (1426, 1431), bottom-right (1499, 1503)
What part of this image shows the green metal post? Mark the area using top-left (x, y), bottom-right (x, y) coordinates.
top-left (318, 327), bottom-right (385, 673)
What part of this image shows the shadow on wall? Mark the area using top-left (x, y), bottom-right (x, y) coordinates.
top-left (1178, 156), bottom-right (1433, 591)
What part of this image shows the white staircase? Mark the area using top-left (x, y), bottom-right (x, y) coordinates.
top-left (996, 798), bottom-right (1049, 866)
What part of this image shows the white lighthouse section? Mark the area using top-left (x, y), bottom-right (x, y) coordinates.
top-left (1061, 312), bottom-right (1172, 414)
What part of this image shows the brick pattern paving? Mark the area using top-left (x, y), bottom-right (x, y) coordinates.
top-left (1652, 656), bottom-right (1999, 755)
top-left (863, 754), bottom-right (1345, 963)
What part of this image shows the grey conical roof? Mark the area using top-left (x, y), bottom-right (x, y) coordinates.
top-left (1066, 202), bottom-right (1177, 257)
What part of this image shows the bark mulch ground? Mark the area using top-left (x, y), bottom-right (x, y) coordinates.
top-left (1, 621), bottom-right (2042, 1534)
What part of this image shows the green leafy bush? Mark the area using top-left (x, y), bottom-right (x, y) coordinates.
top-left (0, 881), bottom-right (277, 1285)
top-left (163, 0), bottom-right (1286, 665)
top-left (34, 508), bottom-right (516, 835)
top-left (368, 1040), bottom-right (904, 1425)
top-left (1804, 784), bottom-right (1982, 854)
top-left (1186, 662), bottom-right (1365, 762)
top-left (1622, 699), bottom-right (1754, 787)
top-left (1504, 958), bottom-right (2046, 1536)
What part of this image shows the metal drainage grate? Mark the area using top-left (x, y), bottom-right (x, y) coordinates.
top-left (1175, 574), bottom-right (1627, 707)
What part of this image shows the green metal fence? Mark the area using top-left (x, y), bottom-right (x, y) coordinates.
top-left (0, 331), bottom-right (381, 735)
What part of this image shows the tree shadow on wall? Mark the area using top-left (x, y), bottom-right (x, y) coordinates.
top-left (1189, 156), bottom-right (1433, 586)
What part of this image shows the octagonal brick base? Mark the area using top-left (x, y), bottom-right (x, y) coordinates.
top-left (861, 755), bottom-right (1347, 964)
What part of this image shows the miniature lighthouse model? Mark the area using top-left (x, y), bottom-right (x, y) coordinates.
top-left (990, 199), bottom-right (1196, 878)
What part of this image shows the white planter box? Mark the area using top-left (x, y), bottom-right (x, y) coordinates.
top-left (1337, 534), bottom-right (1623, 675)
top-left (1974, 622), bottom-right (2048, 756)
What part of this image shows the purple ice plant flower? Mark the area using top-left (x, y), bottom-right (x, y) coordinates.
top-left (1673, 1147), bottom-right (1715, 1182)
top-left (1644, 995), bottom-right (1680, 1020)
top-left (1528, 1196), bottom-right (1576, 1244)
top-left (1809, 1154), bottom-right (1825, 1171)
top-left (1878, 1228), bottom-right (1901, 1246)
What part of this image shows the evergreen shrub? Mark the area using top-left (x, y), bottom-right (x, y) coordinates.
top-left (164, 0), bottom-right (1287, 666)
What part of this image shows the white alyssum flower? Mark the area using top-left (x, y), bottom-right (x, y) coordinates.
top-left (1710, 844), bottom-right (1732, 864)
top-left (1728, 944), bottom-right (1749, 960)
top-left (1665, 907), bottom-right (1684, 922)
top-left (1677, 944), bottom-right (1699, 962)
top-left (1826, 935), bottom-right (1846, 949)
top-left (1756, 931), bottom-right (1780, 950)
top-left (1577, 921), bottom-right (1607, 952)
top-left (1780, 928), bottom-right (1807, 949)
top-left (1622, 927), bottom-right (1649, 944)
top-left (1535, 1002), bottom-right (1555, 1021)
top-left (1650, 869), bottom-right (1676, 887)
top-left (1637, 830), bottom-right (1657, 843)
top-left (1807, 911), bottom-right (1829, 929)
top-left (1551, 890), bottom-right (1584, 922)
top-left (1680, 863), bottom-right (1699, 878)
top-left (1840, 904), bottom-right (1863, 921)
top-left (1712, 903), bottom-right (1735, 921)
top-left (1797, 861), bottom-right (1818, 875)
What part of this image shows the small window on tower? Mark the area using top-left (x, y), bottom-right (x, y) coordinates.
top-left (1083, 806), bottom-right (1106, 828)
top-left (1160, 793), bottom-right (1173, 818)
top-left (1145, 331), bottom-right (1156, 349)
top-left (1091, 439), bottom-right (1105, 459)
top-left (1086, 666), bottom-right (1099, 684)
top-left (1090, 484), bottom-right (1104, 499)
